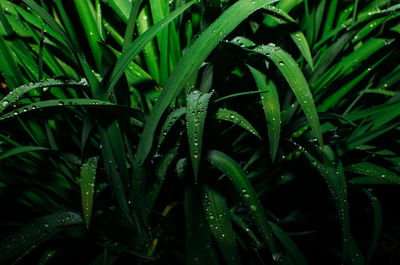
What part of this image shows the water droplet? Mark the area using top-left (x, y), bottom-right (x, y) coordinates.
top-left (1, 100), bottom-right (9, 107)
top-left (278, 61), bottom-right (285, 66)
top-left (58, 101), bottom-right (64, 106)
top-left (250, 205), bottom-right (257, 211)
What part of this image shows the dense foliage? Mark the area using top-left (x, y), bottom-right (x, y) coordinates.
top-left (0, 0), bottom-right (400, 264)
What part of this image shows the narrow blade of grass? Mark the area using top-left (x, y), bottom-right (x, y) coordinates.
top-left (363, 189), bottom-right (382, 264)
top-left (206, 150), bottom-right (282, 262)
top-left (216, 108), bottom-right (261, 139)
top-left (186, 90), bottom-right (211, 182)
top-left (0, 78), bottom-right (87, 113)
top-left (0, 145), bottom-right (48, 160)
top-left (157, 107), bottom-right (186, 149)
top-left (248, 65), bottom-right (280, 160)
top-left (73, 0), bottom-right (102, 71)
top-left (0, 212), bottom-right (83, 264)
top-left (230, 212), bottom-right (262, 248)
top-left (346, 162), bottom-right (400, 185)
top-left (303, 146), bottom-right (363, 263)
top-left (105, 0), bottom-right (196, 97)
top-left (202, 185), bottom-right (241, 265)
top-left (134, 0), bottom-right (278, 169)
top-left (252, 45), bottom-right (323, 145)
top-left (268, 222), bottom-right (308, 265)
top-left (185, 186), bottom-right (219, 265)
top-left (80, 156), bottom-right (99, 229)
top-left (0, 99), bottom-right (114, 121)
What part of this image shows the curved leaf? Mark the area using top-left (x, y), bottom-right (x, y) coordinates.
top-left (185, 186), bottom-right (219, 265)
top-left (134, 0), bottom-right (278, 169)
top-left (0, 145), bottom-right (48, 160)
top-left (0, 212), bottom-right (83, 264)
top-left (157, 107), bottom-right (186, 148)
top-left (216, 108), bottom-right (261, 139)
top-left (248, 65), bottom-right (280, 160)
top-left (0, 99), bottom-right (115, 121)
top-left (206, 150), bottom-right (282, 262)
top-left (269, 222), bottom-right (308, 265)
top-left (0, 78), bottom-right (87, 113)
top-left (106, 0), bottom-right (197, 97)
top-left (253, 44), bottom-right (323, 146)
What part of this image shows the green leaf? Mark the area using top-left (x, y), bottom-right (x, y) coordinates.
top-left (80, 156), bottom-right (99, 229)
top-left (185, 186), bottom-right (219, 265)
top-left (248, 65), bottom-right (280, 160)
top-left (363, 189), bottom-right (382, 264)
top-left (206, 150), bottom-right (282, 262)
top-left (346, 162), bottom-right (400, 185)
top-left (0, 99), bottom-right (115, 121)
top-left (73, 0), bottom-right (103, 71)
top-left (230, 212), bottom-right (261, 247)
top-left (215, 108), bottom-right (261, 139)
top-left (252, 44), bottom-right (323, 146)
top-left (147, 145), bottom-right (178, 209)
top-left (186, 90), bottom-right (212, 182)
top-left (202, 186), bottom-right (241, 265)
top-left (214, 90), bottom-right (268, 103)
top-left (268, 222), bottom-right (308, 265)
top-left (21, 0), bottom-right (100, 98)
top-left (157, 107), bottom-right (186, 149)
top-left (0, 145), bottom-right (48, 160)
top-left (106, 0), bottom-right (196, 97)
top-left (0, 78), bottom-right (87, 113)
top-left (135, 0), bottom-right (279, 169)
top-left (303, 145), bottom-right (363, 263)
top-left (0, 212), bottom-right (83, 264)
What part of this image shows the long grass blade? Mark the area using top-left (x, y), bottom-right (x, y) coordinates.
top-left (106, 0), bottom-right (196, 97)
top-left (0, 99), bottom-right (114, 121)
top-left (186, 90), bottom-right (211, 182)
top-left (0, 212), bottom-right (83, 264)
top-left (0, 145), bottom-right (48, 160)
top-left (268, 222), bottom-right (308, 265)
top-left (248, 65), bottom-right (280, 160)
top-left (80, 156), bottom-right (99, 229)
top-left (0, 78), bottom-right (87, 113)
top-left (363, 189), bottom-right (382, 264)
top-left (185, 186), bottom-right (219, 265)
top-left (157, 107), bottom-right (186, 149)
top-left (206, 150), bottom-right (282, 262)
top-left (202, 185), bottom-right (241, 265)
top-left (216, 108), bottom-right (261, 139)
top-left (252, 44), bottom-right (323, 146)
top-left (134, 0), bottom-right (278, 169)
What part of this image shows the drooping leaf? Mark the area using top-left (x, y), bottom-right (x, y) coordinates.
top-left (0, 99), bottom-right (115, 121)
top-left (0, 78), bottom-right (87, 113)
top-left (157, 107), bottom-right (186, 149)
top-left (0, 145), bottom-right (48, 160)
top-left (269, 222), bottom-right (309, 265)
top-left (215, 108), bottom-right (261, 139)
top-left (247, 65), bottom-right (280, 160)
top-left (251, 44), bottom-right (323, 146)
top-left (0, 212), bottom-right (83, 264)
top-left (134, 0), bottom-right (278, 170)
top-left (346, 162), bottom-right (400, 185)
